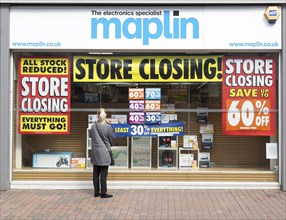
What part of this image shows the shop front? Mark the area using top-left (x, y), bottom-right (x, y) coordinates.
top-left (1, 4), bottom-right (285, 189)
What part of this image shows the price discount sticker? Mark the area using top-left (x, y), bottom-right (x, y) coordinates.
top-left (145, 112), bottom-right (161, 124)
top-left (145, 100), bottom-right (161, 111)
top-left (145, 88), bottom-right (161, 100)
top-left (129, 100), bottom-right (145, 111)
top-left (85, 93), bottom-right (99, 103)
top-left (128, 88), bottom-right (144, 100)
top-left (226, 99), bottom-right (271, 131)
top-left (129, 112), bottom-right (145, 124)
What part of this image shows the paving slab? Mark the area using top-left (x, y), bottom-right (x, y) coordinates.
top-left (0, 189), bottom-right (285, 220)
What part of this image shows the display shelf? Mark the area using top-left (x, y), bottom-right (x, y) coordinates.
top-left (131, 136), bottom-right (152, 168)
top-left (179, 148), bottom-right (199, 169)
top-left (158, 136), bottom-right (178, 169)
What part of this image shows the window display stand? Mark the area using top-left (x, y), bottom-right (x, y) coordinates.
top-left (179, 148), bottom-right (199, 169)
top-left (131, 136), bottom-right (152, 169)
top-left (158, 136), bottom-right (178, 169)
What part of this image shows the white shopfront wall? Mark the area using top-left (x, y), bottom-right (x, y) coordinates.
top-left (0, 3), bottom-right (285, 190)
top-left (10, 6), bottom-right (281, 50)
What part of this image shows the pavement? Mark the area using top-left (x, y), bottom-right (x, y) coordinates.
top-left (0, 189), bottom-right (285, 220)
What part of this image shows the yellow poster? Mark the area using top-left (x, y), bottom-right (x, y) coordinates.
top-left (73, 56), bottom-right (223, 82)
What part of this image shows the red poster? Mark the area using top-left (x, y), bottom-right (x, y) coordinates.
top-left (222, 56), bottom-right (276, 136)
top-left (18, 57), bottom-right (71, 134)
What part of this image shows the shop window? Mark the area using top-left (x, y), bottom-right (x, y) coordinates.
top-left (12, 52), bottom-right (278, 176)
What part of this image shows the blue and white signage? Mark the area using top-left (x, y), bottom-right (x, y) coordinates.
top-left (112, 122), bottom-right (184, 137)
top-left (91, 10), bottom-right (199, 46)
top-left (145, 88), bottom-right (161, 100)
top-left (10, 6), bottom-right (281, 50)
top-left (145, 112), bottom-right (161, 124)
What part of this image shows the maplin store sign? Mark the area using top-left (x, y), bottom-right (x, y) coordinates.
top-left (90, 10), bottom-right (199, 46)
top-left (10, 6), bottom-right (281, 50)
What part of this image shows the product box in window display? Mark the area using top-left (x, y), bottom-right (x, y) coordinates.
top-left (159, 150), bottom-right (177, 168)
top-left (202, 134), bottom-right (213, 150)
top-left (180, 153), bottom-right (194, 167)
top-left (71, 158), bottom-right (86, 168)
top-left (199, 152), bottom-right (210, 168)
top-left (32, 152), bottom-right (74, 168)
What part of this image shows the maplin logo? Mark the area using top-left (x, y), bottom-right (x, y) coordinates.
top-left (91, 10), bottom-right (199, 45)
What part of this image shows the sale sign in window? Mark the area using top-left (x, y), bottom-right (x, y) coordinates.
top-left (222, 56), bottom-right (276, 136)
top-left (128, 88), bottom-right (144, 100)
top-left (18, 57), bottom-right (70, 134)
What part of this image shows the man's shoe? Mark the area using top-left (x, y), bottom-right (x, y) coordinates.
top-left (100, 194), bottom-right (113, 198)
top-left (94, 193), bottom-right (101, 197)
